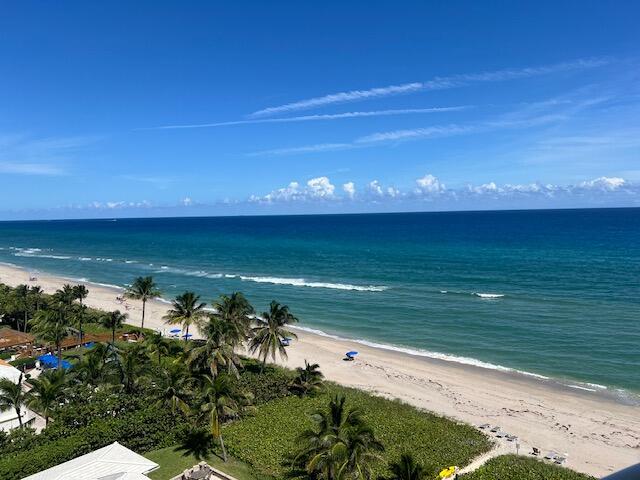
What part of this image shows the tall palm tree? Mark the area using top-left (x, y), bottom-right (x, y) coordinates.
top-left (31, 306), bottom-right (73, 369)
top-left (13, 284), bottom-right (30, 332)
top-left (249, 301), bottom-right (298, 372)
top-left (211, 292), bottom-right (254, 347)
top-left (385, 453), bottom-right (427, 480)
top-left (163, 292), bottom-right (207, 340)
top-left (125, 276), bottom-right (161, 330)
top-left (72, 342), bottom-right (118, 386)
top-left (102, 310), bottom-right (127, 343)
top-left (294, 395), bottom-right (384, 480)
top-left (0, 374), bottom-right (26, 428)
top-left (29, 285), bottom-right (44, 313)
top-left (26, 369), bottom-right (67, 426)
top-left (290, 360), bottom-right (324, 397)
top-left (154, 363), bottom-right (192, 415)
top-left (116, 344), bottom-right (151, 393)
top-left (57, 284), bottom-right (76, 307)
top-left (199, 374), bottom-right (253, 462)
top-left (72, 285), bottom-right (89, 344)
top-left (189, 316), bottom-right (243, 378)
top-left (145, 331), bottom-right (172, 364)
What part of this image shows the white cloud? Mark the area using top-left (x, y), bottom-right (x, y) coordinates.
top-left (578, 176), bottom-right (625, 191)
top-left (181, 197), bottom-right (193, 206)
top-left (415, 174), bottom-right (446, 195)
top-left (343, 182), bottom-right (356, 199)
top-left (89, 200), bottom-right (152, 209)
top-left (306, 177), bottom-right (335, 198)
top-left (248, 58), bottom-right (608, 117)
top-left (149, 107), bottom-right (470, 130)
top-left (0, 162), bottom-right (65, 175)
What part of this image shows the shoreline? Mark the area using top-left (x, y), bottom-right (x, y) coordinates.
top-left (1, 262), bottom-right (639, 476)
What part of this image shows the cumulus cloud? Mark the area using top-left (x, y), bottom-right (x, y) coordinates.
top-left (248, 174), bottom-right (637, 206)
top-left (415, 174), bottom-right (446, 195)
top-left (88, 200), bottom-right (152, 209)
top-left (342, 182), bottom-right (356, 199)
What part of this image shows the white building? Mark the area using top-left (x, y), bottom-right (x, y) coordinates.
top-left (22, 441), bottom-right (159, 480)
top-left (0, 359), bottom-right (36, 431)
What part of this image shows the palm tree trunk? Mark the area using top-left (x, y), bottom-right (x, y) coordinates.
top-left (57, 342), bottom-right (62, 370)
top-left (141, 299), bottom-right (146, 330)
top-left (260, 351), bottom-right (267, 373)
top-left (185, 324), bottom-right (189, 342)
top-left (219, 433), bottom-right (228, 462)
top-left (112, 327), bottom-right (116, 344)
top-left (24, 311), bottom-right (28, 333)
top-left (16, 407), bottom-right (23, 428)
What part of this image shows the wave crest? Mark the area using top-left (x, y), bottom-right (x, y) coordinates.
top-left (238, 276), bottom-right (387, 292)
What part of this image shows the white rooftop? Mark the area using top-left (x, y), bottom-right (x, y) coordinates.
top-left (0, 360), bottom-right (22, 384)
top-left (22, 442), bottom-right (158, 480)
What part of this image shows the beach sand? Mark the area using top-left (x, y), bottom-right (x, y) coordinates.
top-left (1, 262), bottom-right (638, 477)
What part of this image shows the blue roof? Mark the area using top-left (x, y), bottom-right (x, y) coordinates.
top-left (38, 354), bottom-right (72, 370)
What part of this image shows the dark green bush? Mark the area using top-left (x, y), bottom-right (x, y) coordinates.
top-left (8, 356), bottom-right (36, 371)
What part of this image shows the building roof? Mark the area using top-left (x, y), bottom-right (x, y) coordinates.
top-left (0, 327), bottom-right (35, 349)
top-left (0, 359), bottom-right (22, 383)
top-left (22, 442), bottom-right (158, 480)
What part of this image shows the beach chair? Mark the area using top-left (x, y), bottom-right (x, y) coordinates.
top-left (506, 434), bottom-right (517, 442)
top-left (495, 431), bottom-right (506, 438)
top-left (554, 456), bottom-right (566, 465)
top-left (544, 451), bottom-right (557, 460)
top-left (531, 447), bottom-right (541, 456)
top-left (478, 423), bottom-right (490, 429)
top-left (490, 426), bottom-right (500, 432)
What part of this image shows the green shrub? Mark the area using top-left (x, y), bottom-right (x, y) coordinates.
top-left (0, 352), bottom-right (11, 360)
top-left (235, 364), bottom-right (294, 404)
top-left (223, 384), bottom-right (492, 479)
top-left (461, 455), bottom-right (595, 479)
top-left (8, 356), bottom-right (36, 370)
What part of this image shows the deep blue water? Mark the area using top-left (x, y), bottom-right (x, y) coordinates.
top-left (0, 209), bottom-right (638, 396)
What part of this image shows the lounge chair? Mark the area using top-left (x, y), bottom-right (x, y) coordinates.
top-left (478, 423), bottom-right (490, 429)
top-left (555, 456), bottom-right (566, 465)
top-left (505, 434), bottom-right (517, 442)
top-left (531, 447), bottom-right (541, 456)
top-left (544, 451), bottom-right (558, 460)
top-left (495, 431), bottom-right (507, 438)
top-left (490, 426), bottom-right (500, 432)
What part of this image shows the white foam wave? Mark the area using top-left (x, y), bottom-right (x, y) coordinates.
top-left (238, 276), bottom-right (387, 292)
top-left (291, 325), bottom-right (550, 380)
top-left (155, 266), bottom-right (223, 279)
top-left (14, 252), bottom-right (71, 260)
top-left (474, 293), bottom-right (505, 298)
top-left (124, 260), bottom-right (137, 264)
top-left (79, 257), bottom-right (92, 261)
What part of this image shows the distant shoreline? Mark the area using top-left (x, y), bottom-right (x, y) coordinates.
top-left (1, 261), bottom-right (639, 476)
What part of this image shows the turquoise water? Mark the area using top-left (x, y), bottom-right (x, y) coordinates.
top-left (0, 209), bottom-right (638, 397)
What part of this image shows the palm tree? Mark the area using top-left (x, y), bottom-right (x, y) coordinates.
top-left (0, 374), bottom-right (26, 428)
top-left (57, 284), bottom-right (76, 307)
top-left (154, 363), bottom-right (192, 415)
top-left (29, 285), bottom-right (44, 313)
top-left (249, 301), bottom-right (298, 372)
top-left (102, 310), bottom-right (127, 343)
top-left (31, 306), bottom-right (73, 369)
top-left (26, 370), bottom-right (67, 426)
top-left (163, 292), bottom-right (207, 340)
top-left (12, 284), bottom-right (30, 332)
top-left (199, 374), bottom-right (253, 462)
top-left (189, 316), bottom-right (242, 378)
top-left (116, 344), bottom-right (151, 393)
top-left (290, 360), bottom-right (324, 397)
top-left (72, 342), bottom-right (118, 386)
top-left (211, 292), bottom-right (254, 347)
top-left (294, 395), bottom-right (384, 480)
top-left (125, 276), bottom-right (160, 330)
top-left (385, 453), bottom-right (427, 480)
top-left (145, 332), bottom-right (172, 364)
top-left (72, 285), bottom-right (89, 343)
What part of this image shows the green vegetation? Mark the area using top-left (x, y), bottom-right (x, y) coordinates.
top-left (223, 384), bottom-right (491, 479)
top-left (144, 446), bottom-right (270, 480)
top-left (461, 455), bottom-right (595, 480)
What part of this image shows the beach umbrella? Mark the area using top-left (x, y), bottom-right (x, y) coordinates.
top-left (169, 328), bottom-right (181, 334)
top-left (346, 351), bottom-right (358, 357)
top-left (182, 333), bottom-right (193, 339)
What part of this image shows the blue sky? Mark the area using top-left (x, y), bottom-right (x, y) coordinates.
top-left (1, 1), bottom-right (639, 219)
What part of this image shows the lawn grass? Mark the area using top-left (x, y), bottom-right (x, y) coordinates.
top-left (461, 455), bottom-right (595, 480)
top-left (144, 446), bottom-right (272, 480)
top-left (223, 384), bottom-right (493, 479)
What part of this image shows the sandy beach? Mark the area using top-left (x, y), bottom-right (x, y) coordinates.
top-left (1, 262), bottom-right (638, 477)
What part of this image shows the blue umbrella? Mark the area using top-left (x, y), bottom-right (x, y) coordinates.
top-left (346, 351), bottom-right (358, 357)
top-left (182, 333), bottom-right (193, 339)
top-left (170, 328), bottom-right (181, 334)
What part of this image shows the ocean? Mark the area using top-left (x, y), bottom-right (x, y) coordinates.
top-left (0, 208), bottom-right (638, 399)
